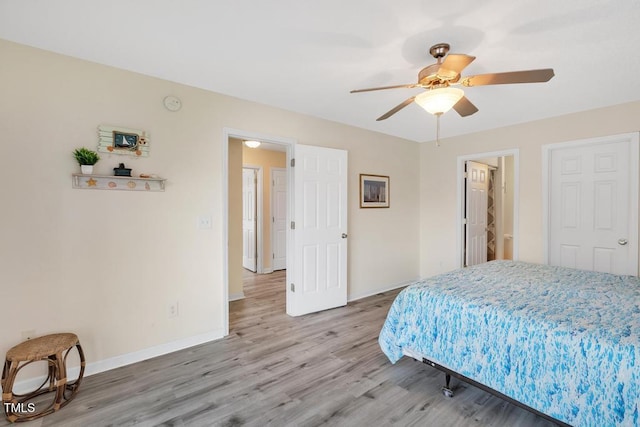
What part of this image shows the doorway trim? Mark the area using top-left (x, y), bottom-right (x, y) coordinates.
top-left (456, 148), bottom-right (520, 269)
top-left (223, 128), bottom-right (296, 336)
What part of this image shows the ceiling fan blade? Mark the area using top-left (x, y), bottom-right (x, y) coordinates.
top-left (452, 96), bottom-right (479, 117)
top-left (439, 54), bottom-right (476, 77)
top-left (350, 83), bottom-right (417, 93)
top-left (376, 96), bottom-right (416, 121)
top-left (462, 68), bottom-right (554, 87)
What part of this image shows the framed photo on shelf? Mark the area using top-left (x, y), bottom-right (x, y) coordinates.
top-left (360, 174), bottom-right (389, 208)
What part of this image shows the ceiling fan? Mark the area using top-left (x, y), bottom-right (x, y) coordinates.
top-left (351, 43), bottom-right (554, 121)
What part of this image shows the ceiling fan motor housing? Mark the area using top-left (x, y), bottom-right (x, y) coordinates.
top-left (418, 43), bottom-right (461, 87)
top-left (429, 43), bottom-right (450, 59)
top-left (418, 64), bottom-right (460, 87)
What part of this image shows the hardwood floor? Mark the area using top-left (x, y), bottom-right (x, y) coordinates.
top-left (1, 270), bottom-right (558, 426)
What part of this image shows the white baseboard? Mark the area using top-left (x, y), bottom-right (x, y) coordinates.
top-left (11, 329), bottom-right (224, 394)
top-left (347, 278), bottom-right (418, 302)
top-left (229, 292), bottom-right (245, 301)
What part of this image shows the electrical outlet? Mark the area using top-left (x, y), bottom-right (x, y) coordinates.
top-left (167, 301), bottom-right (179, 318)
top-left (21, 330), bottom-right (36, 341)
top-left (197, 215), bottom-right (212, 229)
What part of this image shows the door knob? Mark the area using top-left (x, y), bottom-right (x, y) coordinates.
top-left (618, 238), bottom-right (628, 246)
top-left (342, 233), bottom-right (348, 239)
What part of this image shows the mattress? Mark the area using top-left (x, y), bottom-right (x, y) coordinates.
top-left (379, 260), bottom-right (640, 426)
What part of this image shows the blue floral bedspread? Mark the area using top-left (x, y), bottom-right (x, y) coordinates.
top-left (379, 260), bottom-right (640, 426)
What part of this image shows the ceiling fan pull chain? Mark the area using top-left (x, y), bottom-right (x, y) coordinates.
top-left (435, 113), bottom-right (441, 146)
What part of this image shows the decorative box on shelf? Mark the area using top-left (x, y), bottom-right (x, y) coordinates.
top-left (72, 174), bottom-right (166, 192)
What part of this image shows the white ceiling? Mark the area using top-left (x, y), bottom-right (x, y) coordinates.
top-left (1, 0), bottom-right (639, 143)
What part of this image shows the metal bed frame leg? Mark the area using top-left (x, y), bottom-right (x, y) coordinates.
top-left (441, 373), bottom-right (454, 398)
top-left (422, 357), bottom-right (571, 427)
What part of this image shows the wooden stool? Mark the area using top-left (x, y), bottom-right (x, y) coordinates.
top-left (1, 333), bottom-right (85, 423)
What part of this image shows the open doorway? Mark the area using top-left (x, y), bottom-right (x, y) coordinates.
top-left (457, 149), bottom-right (519, 268)
top-left (243, 146), bottom-right (287, 275)
top-left (224, 129), bottom-right (349, 332)
top-left (223, 129), bottom-right (295, 335)
top-left (231, 139), bottom-right (289, 292)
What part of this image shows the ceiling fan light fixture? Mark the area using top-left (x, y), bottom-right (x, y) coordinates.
top-left (244, 140), bottom-right (261, 148)
top-left (415, 87), bottom-right (464, 115)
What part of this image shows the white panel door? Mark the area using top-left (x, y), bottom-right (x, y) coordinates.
top-left (548, 133), bottom-right (638, 274)
top-left (466, 161), bottom-right (489, 266)
top-left (290, 144), bottom-right (348, 316)
top-left (242, 168), bottom-right (257, 272)
top-left (271, 168), bottom-right (287, 271)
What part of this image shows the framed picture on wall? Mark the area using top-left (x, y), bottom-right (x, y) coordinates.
top-left (113, 131), bottom-right (139, 149)
top-left (360, 174), bottom-right (389, 208)
top-left (97, 124), bottom-right (150, 157)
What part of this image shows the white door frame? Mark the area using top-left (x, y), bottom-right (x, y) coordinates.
top-left (242, 165), bottom-right (263, 273)
top-left (457, 149), bottom-right (520, 268)
top-left (542, 133), bottom-right (639, 269)
top-left (223, 128), bottom-right (296, 336)
top-left (270, 167), bottom-right (287, 272)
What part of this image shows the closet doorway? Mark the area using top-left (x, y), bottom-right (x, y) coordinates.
top-left (457, 149), bottom-right (519, 268)
top-left (543, 133), bottom-right (639, 274)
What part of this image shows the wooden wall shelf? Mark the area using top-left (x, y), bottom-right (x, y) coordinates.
top-left (72, 174), bottom-right (166, 191)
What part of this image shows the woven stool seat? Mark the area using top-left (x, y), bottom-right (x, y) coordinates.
top-left (2, 333), bottom-right (85, 423)
top-left (6, 333), bottom-right (79, 362)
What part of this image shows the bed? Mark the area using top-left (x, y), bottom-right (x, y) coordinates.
top-left (379, 260), bottom-right (640, 426)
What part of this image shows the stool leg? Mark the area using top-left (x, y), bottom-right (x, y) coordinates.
top-left (61, 343), bottom-right (85, 404)
top-left (2, 360), bottom-right (20, 423)
top-left (1, 358), bottom-right (8, 387)
top-left (47, 355), bottom-right (57, 392)
top-left (52, 352), bottom-right (66, 412)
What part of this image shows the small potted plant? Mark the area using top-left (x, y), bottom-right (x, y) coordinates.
top-left (73, 147), bottom-right (100, 174)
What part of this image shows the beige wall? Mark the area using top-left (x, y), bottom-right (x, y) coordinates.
top-left (0, 39), bottom-right (420, 378)
top-left (420, 101), bottom-right (640, 277)
top-left (242, 147), bottom-right (287, 272)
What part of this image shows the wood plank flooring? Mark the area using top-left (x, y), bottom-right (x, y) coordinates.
top-left (1, 270), bottom-right (559, 426)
